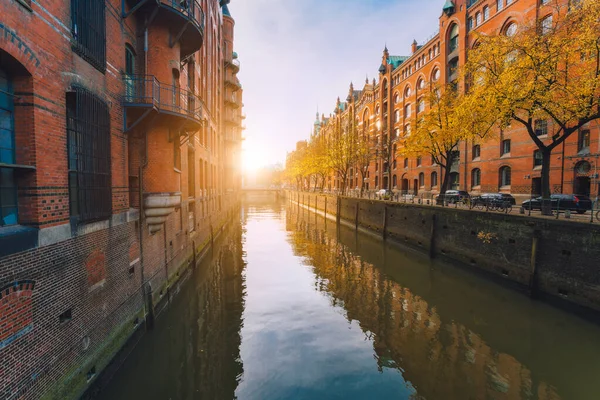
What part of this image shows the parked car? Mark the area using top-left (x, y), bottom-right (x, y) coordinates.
top-left (376, 189), bottom-right (394, 200)
top-left (435, 190), bottom-right (470, 205)
top-left (521, 194), bottom-right (592, 214)
top-left (471, 193), bottom-right (517, 207)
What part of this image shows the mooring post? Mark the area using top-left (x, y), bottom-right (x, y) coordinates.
top-left (382, 205), bottom-right (388, 240)
top-left (336, 197), bottom-right (341, 226)
top-left (355, 202), bottom-right (359, 230)
top-left (429, 214), bottom-right (437, 258)
top-left (324, 196), bottom-right (328, 217)
top-left (529, 230), bottom-right (541, 298)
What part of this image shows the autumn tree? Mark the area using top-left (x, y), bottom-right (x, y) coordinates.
top-left (465, 0), bottom-right (600, 208)
top-left (306, 133), bottom-right (330, 191)
top-left (355, 126), bottom-right (375, 195)
top-left (326, 115), bottom-right (359, 194)
top-left (401, 84), bottom-right (495, 194)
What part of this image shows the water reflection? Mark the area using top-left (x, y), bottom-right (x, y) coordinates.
top-left (98, 197), bottom-right (600, 400)
top-left (96, 221), bottom-right (245, 400)
top-left (287, 207), bottom-right (600, 400)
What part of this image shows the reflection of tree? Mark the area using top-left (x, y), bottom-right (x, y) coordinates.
top-left (285, 210), bottom-right (560, 400)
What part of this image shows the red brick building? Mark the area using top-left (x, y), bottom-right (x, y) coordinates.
top-left (0, 0), bottom-right (242, 398)
top-left (311, 0), bottom-right (598, 202)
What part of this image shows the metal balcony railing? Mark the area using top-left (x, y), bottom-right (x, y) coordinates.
top-left (123, 74), bottom-right (202, 122)
top-left (163, 0), bottom-right (205, 32)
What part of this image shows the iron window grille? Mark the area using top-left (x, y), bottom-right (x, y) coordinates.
top-left (66, 87), bottom-right (112, 222)
top-left (71, 0), bottom-right (106, 73)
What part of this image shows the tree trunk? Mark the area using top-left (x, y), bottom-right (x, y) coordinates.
top-left (439, 155), bottom-right (452, 195)
top-left (540, 148), bottom-right (553, 215)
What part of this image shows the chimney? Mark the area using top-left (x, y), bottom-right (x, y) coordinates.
top-left (411, 39), bottom-right (418, 54)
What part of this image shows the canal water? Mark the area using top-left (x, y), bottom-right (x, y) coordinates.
top-left (97, 194), bottom-right (600, 400)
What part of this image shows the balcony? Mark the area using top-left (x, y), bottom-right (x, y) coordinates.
top-left (123, 75), bottom-right (203, 132)
top-left (224, 58), bottom-right (240, 73)
top-left (224, 98), bottom-right (240, 109)
top-left (225, 114), bottom-right (241, 127)
top-left (224, 76), bottom-right (242, 91)
top-left (123, 0), bottom-right (205, 59)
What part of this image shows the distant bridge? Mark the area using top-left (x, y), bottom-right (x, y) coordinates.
top-left (241, 188), bottom-right (285, 196)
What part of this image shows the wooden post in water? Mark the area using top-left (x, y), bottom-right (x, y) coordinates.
top-left (529, 230), bottom-right (541, 298)
top-left (429, 214), bottom-right (437, 258)
top-left (355, 202), bottom-right (359, 231)
top-left (336, 197), bottom-right (341, 226)
top-left (382, 205), bottom-right (388, 240)
top-left (324, 196), bottom-right (327, 217)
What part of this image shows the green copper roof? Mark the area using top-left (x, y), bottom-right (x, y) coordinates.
top-left (388, 56), bottom-right (409, 69)
top-left (222, 4), bottom-right (232, 17)
top-left (443, 0), bottom-right (455, 10)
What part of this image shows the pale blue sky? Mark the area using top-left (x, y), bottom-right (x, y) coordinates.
top-left (229, 0), bottom-right (443, 169)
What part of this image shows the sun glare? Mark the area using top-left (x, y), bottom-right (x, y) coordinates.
top-left (243, 142), bottom-right (266, 173)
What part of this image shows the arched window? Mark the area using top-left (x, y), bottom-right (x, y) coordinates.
top-left (375, 176), bottom-right (379, 188)
top-left (499, 166), bottom-right (511, 187)
top-left (394, 92), bottom-right (400, 104)
top-left (383, 79), bottom-right (388, 98)
top-left (483, 6), bottom-right (490, 20)
top-left (404, 158), bottom-right (409, 168)
top-left (0, 68), bottom-right (17, 226)
top-left (416, 156), bottom-right (422, 166)
top-left (394, 109), bottom-right (400, 123)
top-left (405, 124), bottom-right (412, 136)
top-left (432, 68), bottom-right (440, 82)
top-left (404, 86), bottom-right (412, 98)
top-left (471, 168), bottom-right (481, 187)
top-left (419, 172), bottom-right (425, 187)
top-left (431, 171), bottom-right (438, 187)
top-left (476, 12), bottom-right (482, 26)
top-left (448, 24), bottom-right (459, 53)
top-left (417, 98), bottom-right (425, 113)
top-left (468, 17), bottom-right (474, 31)
top-left (404, 104), bottom-right (412, 118)
top-left (393, 159), bottom-right (397, 169)
top-left (541, 15), bottom-right (553, 35)
top-left (393, 175), bottom-right (397, 188)
top-left (376, 104), bottom-right (380, 114)
top-left (125, 45), bottom-right (136, 99)
top-left (497, 0), bottom-right (504, 12)
top-left (505, 22), bottom-right (517, 37)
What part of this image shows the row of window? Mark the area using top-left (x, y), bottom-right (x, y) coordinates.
top-left (400, 44), bottom-right (441, 81)
top-left (381, 166), bottom-right (511, 190)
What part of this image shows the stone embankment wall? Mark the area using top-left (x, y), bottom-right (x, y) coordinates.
top-left (289, 192), bottom-right (600, 315)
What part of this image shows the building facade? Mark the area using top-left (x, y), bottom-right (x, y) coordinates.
top-left (0, 0), bottom-right (242, 398)
top-left (308, 0), bottom-right (598, 202)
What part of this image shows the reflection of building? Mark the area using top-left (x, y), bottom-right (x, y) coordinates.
top-left (0, 0), bottom-right (242, 398)
top-left (285, 211), bottom-right (562, 400)
top-left (308, 0), bottom-right (598, 200)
